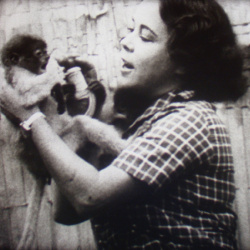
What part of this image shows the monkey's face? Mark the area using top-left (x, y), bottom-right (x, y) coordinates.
top-left (19, 45), bottom-right (50, 75)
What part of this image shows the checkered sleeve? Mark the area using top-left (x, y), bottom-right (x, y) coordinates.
top-left (112, 107), bottom-right (215, 191)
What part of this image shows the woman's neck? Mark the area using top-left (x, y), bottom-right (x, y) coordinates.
top-left (114, 78), bottom-right (182, 125)
top-left (114, 85), bottom-right (155, 124)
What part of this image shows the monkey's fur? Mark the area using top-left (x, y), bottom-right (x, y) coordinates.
top-left (1, 34), bottom-right (72, 178)
top-left (1, 34), bottom-right (69, 114)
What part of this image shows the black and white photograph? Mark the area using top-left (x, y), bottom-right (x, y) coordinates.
top-left (0, 0), bottom-right (249, 249)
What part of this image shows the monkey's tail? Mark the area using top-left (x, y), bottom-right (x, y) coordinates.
top-left (16, 178), bottom-right (46, 250)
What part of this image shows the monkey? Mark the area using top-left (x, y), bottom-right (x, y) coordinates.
top-left (0, 34), bottom-right (130, 238)
top-left (0, 34), bottom-right (128, 174)
top-left (0, 34), bottom-right (70, 249)
top-left (0, 34), bottom-right (73, 179)
top-left (0, 34), bottom-right (107, 143)
top-left (0, 34), bottom-right (69, 114)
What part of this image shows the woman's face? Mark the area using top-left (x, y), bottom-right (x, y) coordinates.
top-left (118, 0), bottom-right (172, 97)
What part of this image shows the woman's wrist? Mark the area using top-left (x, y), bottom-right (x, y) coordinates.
top-left (20, 112), bottom-right (46, 131)
top-left (19, 106), bottom-right (41, 122)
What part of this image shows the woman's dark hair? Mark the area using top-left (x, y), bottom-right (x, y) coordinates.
top-left (159, 0), bottom-right (247, 101)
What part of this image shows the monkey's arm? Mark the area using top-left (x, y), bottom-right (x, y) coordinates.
top-left (60, 115), bottom-right (128, 155)
top-left (59, 117), bottom-right (87, 152)
top-left (77, 115), bottom-right (128, 154)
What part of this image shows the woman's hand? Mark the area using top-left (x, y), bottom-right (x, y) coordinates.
top-left (0, 74), bottom-right (40, 122)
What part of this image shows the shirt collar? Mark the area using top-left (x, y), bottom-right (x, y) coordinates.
top-left (123, 90), bottom-right (195, 138)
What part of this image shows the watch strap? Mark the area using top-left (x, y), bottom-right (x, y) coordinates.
top-left (20, 112), bottom-right (46, 131)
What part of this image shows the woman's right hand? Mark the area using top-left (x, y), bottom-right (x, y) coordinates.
top-left (0, 72), bottom-right (40, 122)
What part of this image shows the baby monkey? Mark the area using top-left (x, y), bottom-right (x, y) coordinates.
top-left (1, 34), bottom-right (67, 114)
top-left (1, 34), bottom-right (128, 171)
top-left (0, 34), bottom-right (129, 236)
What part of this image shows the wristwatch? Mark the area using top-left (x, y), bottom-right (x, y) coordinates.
top-left (20, 112), bottom-right (46, 131)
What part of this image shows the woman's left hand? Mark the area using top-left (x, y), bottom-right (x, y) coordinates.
top-left (0, 73), bottom-right (40, 123)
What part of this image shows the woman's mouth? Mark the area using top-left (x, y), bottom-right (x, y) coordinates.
top-left (121, 59), bottom-right (134, 74)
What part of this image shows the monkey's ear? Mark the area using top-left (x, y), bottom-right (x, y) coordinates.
top-left (10, 53), bottom-right (20, 65)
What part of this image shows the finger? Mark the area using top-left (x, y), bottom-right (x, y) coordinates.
top-left (74, 57), bottom-right (94, 70)
top-left (0, 70), bottom-right (9, 90)
top-left (0, 85), bottom-right (20, 120)
top-left (67, 54), bottom-right (80, 59)
top-left (0, 77), bottom-right (30, 108)
top-left (0, 105), bottom-right (20, 124)
top-left (0, 80), bottom-right (14, 103)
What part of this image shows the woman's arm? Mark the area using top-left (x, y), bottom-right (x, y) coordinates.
top-left (0, 77), bottom-right (148, 224)
top-left (52, 181), bottom-right (85, 225)
top-left (54, 116), bottom-right (128, 224)
top-left (30, 116), bottom-right (147, 221)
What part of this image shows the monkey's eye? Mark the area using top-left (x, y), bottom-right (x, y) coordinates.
top-left (34, 49), bottom-right (43, 57)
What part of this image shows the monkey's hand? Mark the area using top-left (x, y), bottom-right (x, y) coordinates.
top-left (57, 56), bottom-right (106, 115)
top-left (46, 57), bottom-right (66, 86)
top-left (57, 56), bottom-right (98, 86)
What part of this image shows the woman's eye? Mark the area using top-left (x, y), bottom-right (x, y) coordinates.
top-left (140, 29), bottom-right (155, 42)
top-left (140, 36), bottom-right (152, 42)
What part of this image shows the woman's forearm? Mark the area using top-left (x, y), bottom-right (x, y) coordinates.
top-left (52, 181), bottom-right (86, 225)
top-left (27, 116), bottom-right (146, 221)
top-left (30, 116), bottom-right (100, 216)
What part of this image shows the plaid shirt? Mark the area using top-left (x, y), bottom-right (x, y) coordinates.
top-left (92, 91), bottom-right (237, 249)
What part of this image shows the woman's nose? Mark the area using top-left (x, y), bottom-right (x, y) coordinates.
top-left (120, 34), bottom-right (134, 53)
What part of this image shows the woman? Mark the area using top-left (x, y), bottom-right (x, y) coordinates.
top-left (0, 0), bottom-right (246, 249)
